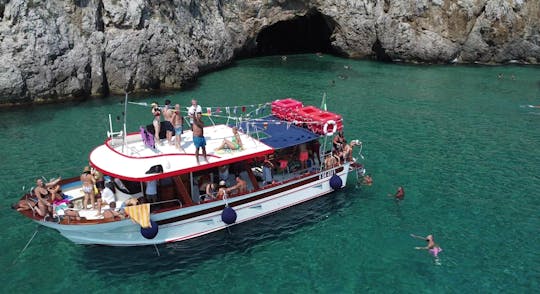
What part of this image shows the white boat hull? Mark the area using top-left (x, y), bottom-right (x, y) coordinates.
top-left (35, 164), bottom-right (351, 246)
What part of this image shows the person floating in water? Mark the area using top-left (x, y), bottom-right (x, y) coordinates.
top-left (411, 234), bottom-right (443, 257)
top-left (362, 175), bottom-right (373, 186)
top-left (388, 186), bottom-right (404, 200)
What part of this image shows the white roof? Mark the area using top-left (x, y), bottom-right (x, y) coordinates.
top-left (89, 124), bottom-right (274, 181)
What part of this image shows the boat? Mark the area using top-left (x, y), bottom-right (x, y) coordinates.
top-left (13, 98), bottom-right (366, 246)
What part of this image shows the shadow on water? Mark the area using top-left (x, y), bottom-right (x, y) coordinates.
top-left (79, 187), bottom-right (360, 277)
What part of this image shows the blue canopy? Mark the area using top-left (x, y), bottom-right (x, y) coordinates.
top-left (238, 116), bottom-right (321, 150)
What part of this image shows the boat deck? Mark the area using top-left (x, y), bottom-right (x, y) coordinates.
top-left (90, 124), bottom-right (274, 181)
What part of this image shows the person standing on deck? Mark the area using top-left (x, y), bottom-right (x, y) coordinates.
top-left (145, 180), bottom-right (158, 203)
top-left (333, 131), bottom-right (345, 152)
top-left (163, 99), bottom-right (172, 111)
top-left (188, 99), bottom-right (202, 129)
top-left (171, 104), bottom-right (185, 151)
top-left (81, 166), bottom-right (96, 209)
top-left (192, 112), bottom-right (208, 164)
top-left (298, 143), bottom-right (309, 170)
top-left (151, 102), bottom-right (162, 145)
top-left (162, 103), bottom-right (175, 145)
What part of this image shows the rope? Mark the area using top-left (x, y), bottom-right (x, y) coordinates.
top-left (127, 100), bottom-right (343, 131)
top-left (357, 143), bottom-right (365, 160)
top-left (12, 226), bottom-right (40, 265)
top-left (153, 244), bottom-right (161, 257)
top-left (223, 194), bottom-right (230, 207)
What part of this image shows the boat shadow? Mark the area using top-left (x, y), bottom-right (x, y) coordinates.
top-left (79, 188), bottom-right (359, 277)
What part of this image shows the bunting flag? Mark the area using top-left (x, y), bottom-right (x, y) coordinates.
top-left (207, 107), bottom-right (212, 115)
top-left (226, 106), bottom-right (230, 114)
top-left (124, 203), bottom-right (151, 228)
top-left (216, 107), bottom-right (221, 113)
top-left (242, 106), bottom-right (246, 112)
top-left (233, 106), bottom-right (237, 114)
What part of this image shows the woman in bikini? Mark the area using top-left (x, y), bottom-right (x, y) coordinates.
top-left (35, 177), bottom-right (61, 216)
top-left (215, 127), bottom-right (243, 151)
top-left (412, 234), bottom-right (443, 257)
top-left (81, 166), bottom-right (96, 209)
top-left (151, 102), bottom-right (161, 144)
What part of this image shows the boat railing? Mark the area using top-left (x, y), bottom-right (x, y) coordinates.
top-left (150, 199), bottom-right (182, 209)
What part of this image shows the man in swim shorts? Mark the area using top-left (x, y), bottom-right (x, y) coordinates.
top-left (192, 112), bottom-right (208, 164)
top-left (171, 104), bottom-right (185, 151)
top-left (162, 103), bottom-right (175, 145)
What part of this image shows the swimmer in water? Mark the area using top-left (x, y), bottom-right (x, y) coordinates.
top-left (411, 234), bottom-right (443, 257)
top-left (388, 186), bottom-right (404, 200)
top-left (362, 174), bottom-right (373, 186)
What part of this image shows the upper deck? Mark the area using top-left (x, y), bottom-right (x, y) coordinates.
top-left (89, 124), bottom-right (274, 181)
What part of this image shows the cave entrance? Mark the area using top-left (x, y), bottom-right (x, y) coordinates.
top-left (252, 10), bottom-right (335, 56)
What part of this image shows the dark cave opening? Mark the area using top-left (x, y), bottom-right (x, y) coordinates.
top-left (247, 10), bottom-right (336, 57)
top-left (372, 39), bottom-right (392, 62)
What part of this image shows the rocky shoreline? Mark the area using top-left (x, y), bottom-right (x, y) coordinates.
top-left (0, 0), bottom-right (539, 105)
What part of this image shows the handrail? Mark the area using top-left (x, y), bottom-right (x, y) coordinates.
top-left (149, 199), bottom-right (182, 208)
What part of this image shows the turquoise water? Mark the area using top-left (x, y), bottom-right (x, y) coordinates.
top-left (1, 55), bottom-right (539, 293)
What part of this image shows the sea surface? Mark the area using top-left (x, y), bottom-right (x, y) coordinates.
top-left (1, 54), bottom-right (539, 293)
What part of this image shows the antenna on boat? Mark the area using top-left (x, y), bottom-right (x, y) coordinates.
top-left (107, 114), bottom-right (124, 146)
top-left (320, 92), bottom-right (327, 111)
top-left (319, 92), bottom-right (330, 172)
top-left (122, 91), bottom-right (129, 153)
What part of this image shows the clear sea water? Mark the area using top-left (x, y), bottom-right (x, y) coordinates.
top-left (0, 54), bottom-right (539, 293)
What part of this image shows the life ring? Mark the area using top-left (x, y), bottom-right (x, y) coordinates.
top-left (323, 120), bottom-right (338, 136)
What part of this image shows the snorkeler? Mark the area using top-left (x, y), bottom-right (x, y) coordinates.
top-left (411, 234), bottom-right (443, 257)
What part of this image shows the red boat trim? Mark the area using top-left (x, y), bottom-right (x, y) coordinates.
top-left (89, 149), bottom-right (274, 182)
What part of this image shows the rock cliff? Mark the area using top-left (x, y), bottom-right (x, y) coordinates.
top-left (0, 0), bottom-right (538, 103)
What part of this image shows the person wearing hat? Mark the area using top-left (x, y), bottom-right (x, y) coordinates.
top-left (187, 99), bottom-right (202, 127)
top-left (81, 166), bottom-right (96, 209)
top-left (216, 180), bottom-right (228, 200)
